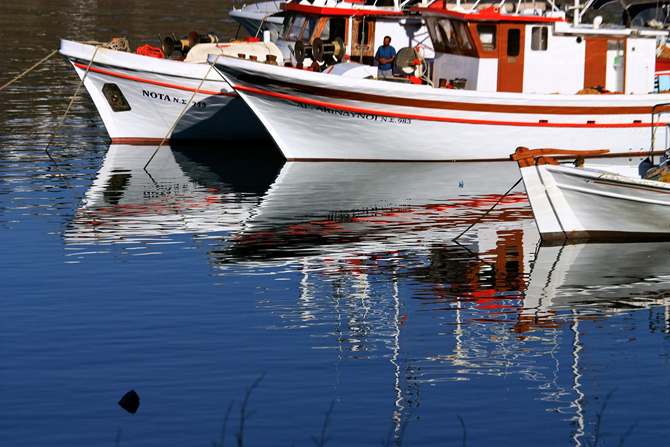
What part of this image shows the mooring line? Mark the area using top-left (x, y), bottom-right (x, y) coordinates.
top-left (451, 239), bottom-right (496, 270)
top-left (44, 45), bottom-right (100, 196)
top-left (0, 49), bottom-right (59, 92)
top-left (45, 46), bottom-right (100, 153)
top-left (143, 53), bottom-right (223, 171)
top-left (452, 177), bottom-right (523, 242)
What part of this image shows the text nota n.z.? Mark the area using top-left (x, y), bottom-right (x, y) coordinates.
top-left (142, 90), bottom-right (206, 108)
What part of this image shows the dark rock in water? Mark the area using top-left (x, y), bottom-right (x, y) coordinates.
top-left (118, 390), bottom-right (140, 414)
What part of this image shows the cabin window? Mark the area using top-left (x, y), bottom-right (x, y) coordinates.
top-left (300, 16), bottom-right (319, 42)
top-left (280, 15), bottom-right (290, 39)
top-left (426, 17), bottom-right (477, 56)
top-left (280, 13), bottom-right (295, 39)
top-left (426, 18), bottom-right (446, 51)
top-left (531, 26), bottom-right (548, 51)
top-left (477, 24), bottom-right (496, 51)
top-left (320, 17), bottom-right (347, 43)
top-left (439, 19), bottom-right (459, 48)
top-left (507, 29), bottom-right (520, 56)
top-left (287, 14), bottom-right (306, 41)
top-left (357, 20), bottom-right (371, 46)
top-left (454, 21), bottom-right (472, 50)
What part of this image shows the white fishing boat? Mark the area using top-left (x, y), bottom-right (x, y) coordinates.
top-left (58, 37), bottom-right (282, 144)
top-left (511, 145), bottom-right (670, 241)
top-left (211, 0), bottom-right (670, 161)
top-left (58, 0), bottom-right (433, 145)
top-left (230, 0), bottom-right (285, 40)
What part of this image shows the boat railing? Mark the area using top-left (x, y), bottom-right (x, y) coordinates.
top-left (231, 0), bottom-right (246, 11)
top-left (422, 0), bottom-right (564, 15)
top-left (650, 102), bottom-right (670, 163)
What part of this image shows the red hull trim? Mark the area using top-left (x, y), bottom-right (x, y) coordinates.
top-left (234, 83), bottom-right (657, 129)
top-left (282, 3), bottom-right (404, 16)
top-left (72, 62), bottom-right (236, 97)
top-left (111, 137), bottom-right (170, 145)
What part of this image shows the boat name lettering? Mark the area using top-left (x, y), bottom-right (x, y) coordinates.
top-left (143, 182), bottom-right (202, 198)
top-left (142, 90), bottom-right (206, 108)
top-left (297, 103), bottom-right (410, 124)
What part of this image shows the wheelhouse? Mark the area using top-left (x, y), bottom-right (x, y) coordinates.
top-left (417, 2), bottom-right (664, 94)
top-left (280, 12), bottom-right (348, 45)
top-left (276, 0), bottom-right (433, 66)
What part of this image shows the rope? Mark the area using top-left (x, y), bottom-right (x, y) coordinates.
top-left (136, 44), bottom-right (164, 58)
top-left (451, 177), bottom-right (523, 242)
top-left (45, 45), bottom-right (100, 152)
top-left (0, 38), bottom-right (126, 92)
top-left (255, 18), bottom-right (265, 38)
top-left (105, 37), bottom-right (130, 52)
top-left (0, 49), bottom-right (59, 91)
top-left (254, 16), bottom-right (274, 38)
top-left (144, 53), bottom-right (223, 170)
top-left (43, 45), bottom-right (101, 196)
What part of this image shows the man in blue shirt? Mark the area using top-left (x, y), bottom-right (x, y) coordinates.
top-left (375, 36), bottom-right (396, 78)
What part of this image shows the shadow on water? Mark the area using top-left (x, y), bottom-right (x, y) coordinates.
top-left (170, 140), bottom-right (285, 195)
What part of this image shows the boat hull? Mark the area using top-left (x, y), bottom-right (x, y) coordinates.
top-left (519, 162), bottom-right (670, 241)
top-left (213, 57), bottom-right (670, 161)
top-left (60, 40), bottom-right (269, 143)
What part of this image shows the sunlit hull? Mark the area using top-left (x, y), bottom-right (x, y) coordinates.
top-left (518, 161), bottom-right (670, 240)
top-left (213, 56), bottom-right (670, 161)
top-left (59, 39), bottom-right (268, 143)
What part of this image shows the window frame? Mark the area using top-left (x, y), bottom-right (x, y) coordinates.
top-left (426, 16), bottom-right (478, 57)
top-left (507, 28), bottom-right (521, 57)
top-left (530, 26), bottom-right (548, 51)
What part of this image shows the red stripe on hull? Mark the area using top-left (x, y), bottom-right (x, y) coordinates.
top-left (234, 83), bottom-right (658, 129)
top-left (282, 152), bottom-right (657, 162)
top-left (72, 62), bottom-right (236, 97)
top-left (111, 137), bottom-right (170, 145)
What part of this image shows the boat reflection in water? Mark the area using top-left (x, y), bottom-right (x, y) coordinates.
top-left (523, 242), bottom-right (670, 321)
top-left (63, 145), bottom-right (668, 444)
top-left (64, 143), bottom-right (533, 257)
top-left (63, 143), bottom-right (283, 245)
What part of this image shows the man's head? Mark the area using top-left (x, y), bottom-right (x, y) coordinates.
top-left (383, 36), bottom-right (391, 47)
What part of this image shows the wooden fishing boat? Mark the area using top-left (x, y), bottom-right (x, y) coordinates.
top-left (511, 146), bottom-right (670, 241)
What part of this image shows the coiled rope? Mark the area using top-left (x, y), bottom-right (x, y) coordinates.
top-left (105, 37), bottom-right (130, 52)
top-left (136, 44), bottom-right (164, 58)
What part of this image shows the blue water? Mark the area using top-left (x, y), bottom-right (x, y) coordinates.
top-left (2, 2), bottom-right (670, 446)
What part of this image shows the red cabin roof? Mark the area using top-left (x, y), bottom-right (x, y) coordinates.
top-left (412, 4), bottom-right (566, 23)
top-left (282, 1), bottom-right (405, 16)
